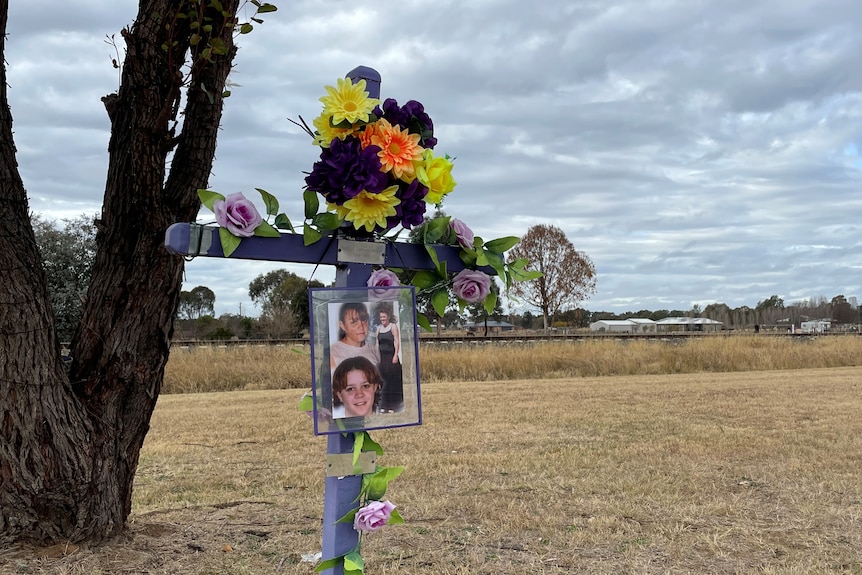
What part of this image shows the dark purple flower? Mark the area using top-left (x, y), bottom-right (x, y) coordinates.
top-left (304, 136), bottom-right (388, 204)
top-left (386, 177), bottom-right (428, 230)
top-left (373, 98), bottom-right (436, 149)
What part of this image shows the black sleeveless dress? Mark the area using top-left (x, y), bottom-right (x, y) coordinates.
top-left (377, 328), bottom-right (404, 411)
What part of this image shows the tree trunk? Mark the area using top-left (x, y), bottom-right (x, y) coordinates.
top-left (1, 0), bottom-right (239, 544)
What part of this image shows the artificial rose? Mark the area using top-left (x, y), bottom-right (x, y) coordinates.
top-left (368, 268), bottom-right (400, 289)
top-left (353, 500), bottom-right (396, 533)
top-left (452, 269), bottom-right (491, 304)
top-left (415, 149), bottom-right (455, 205)
top-left (213, 192), bottom-right (262, 238)
top-left (367, 268), bottom-right (401, 301)
top-left (449, 218), bottom-right (474, 250)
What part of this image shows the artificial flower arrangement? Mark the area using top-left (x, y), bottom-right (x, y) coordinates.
top-left (197, 75), bottom-right (541, 575)
top-left (198, 75), bottom-right (539, 328)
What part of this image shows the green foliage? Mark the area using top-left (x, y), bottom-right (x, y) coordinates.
top-left (178, 286), bottom-right (216, 320)
top-left (31, 213), bottom-right (97, 342)
top-left (248, 269), bottom-right (323, 333)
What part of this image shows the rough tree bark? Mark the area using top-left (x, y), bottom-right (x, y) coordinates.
top-left (1, 0), bottom-right (240, 544)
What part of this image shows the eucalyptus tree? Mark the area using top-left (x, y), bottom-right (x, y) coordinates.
top-left (0, 0), bottom-right (276, 545)
top-left (31, 214), bottom-right (97, 342)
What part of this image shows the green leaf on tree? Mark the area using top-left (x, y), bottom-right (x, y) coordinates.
top-left (218, 227), bottom-right (241, 257)
top-left (258, 3), bottom-right (278, 13)
top-left (240, 22), bottom-right (254, 34)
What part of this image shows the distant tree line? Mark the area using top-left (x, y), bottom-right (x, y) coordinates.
top-left (35, 216), bottom-right (859, 342)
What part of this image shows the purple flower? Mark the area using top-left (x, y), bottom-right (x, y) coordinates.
top-left (368, 269), bottom-right (401, 300)
top-left (386, 178), bottom-right (428, 230)
top-left (213, 192), bottom-right (262, 238)
top-left (373, 98), bottom-right (436, 149)
top-left (304, 136), bottom-right (388, 205)
top-left (449, 218), bottom-right (475, 250)
top-left (452, 269), bottom-right (491, 304)
top-left (368, 268), bottom-right (400, 289)
top-left (353, 500), bottom-right (396, 533)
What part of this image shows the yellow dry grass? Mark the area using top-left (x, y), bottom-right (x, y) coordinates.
top-left (162, 335), bottom-right (862, 393)
top-left (5, 366), bottom-right (861, 574)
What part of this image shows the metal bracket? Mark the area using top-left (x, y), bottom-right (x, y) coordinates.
top-left (325, 451), bottom-right (377, 477)
top-left (189, 223), bottom-right (212, 255)
top-left (337, 239), bottom-right (386, 265)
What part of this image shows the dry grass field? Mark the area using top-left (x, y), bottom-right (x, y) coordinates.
top-left (2, 357), bottom-right (860, 573)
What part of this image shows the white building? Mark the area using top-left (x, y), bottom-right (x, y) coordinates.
top-left (590, 319), bottom-right (657, 333)
top-left (656, 317), bottom-right (723, 332)
top-left (800, 320), bottom-right (831, 334)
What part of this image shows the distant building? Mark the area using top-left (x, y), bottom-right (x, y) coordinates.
top-left (800, 319), bottom-right (831, 334)
top-left (656, 317), bottom-right (723, 332)
top-left (590, 319), bottom-right (657, 333)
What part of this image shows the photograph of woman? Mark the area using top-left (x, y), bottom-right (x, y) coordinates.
top-left (330, 302), bottom-right (381, 369)
top-left (374, 301), bottom-right (404, 413)
top-left (331, 356), bottom-right (381, 419)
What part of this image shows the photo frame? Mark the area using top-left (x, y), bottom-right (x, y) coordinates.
top-left (308, 285), bottom-right (422, 435)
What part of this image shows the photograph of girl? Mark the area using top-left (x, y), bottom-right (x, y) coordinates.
top-left (373, 301), bottom-right (404, 413)
top-left (331, 356), bottom-right (382, 419)
top-left (317, 292), bottom-right (417, 429)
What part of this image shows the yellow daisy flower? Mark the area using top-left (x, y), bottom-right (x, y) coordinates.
top-left (341, 185), bottom-right (401, 232)
top-left (370, 119), bottom-right (423, 181)
top-left (312, 112), bottom-right (360, 147)
top-left (319, 77), bottom-right (379, 126)
top-left (415, 149), bottom-right (456, 204)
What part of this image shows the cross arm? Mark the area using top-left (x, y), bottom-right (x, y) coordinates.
top-left (164, 223), bottom-right (482, 273)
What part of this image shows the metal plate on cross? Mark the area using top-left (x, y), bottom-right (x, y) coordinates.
top-left (337, 239), bottom-right (386, 265)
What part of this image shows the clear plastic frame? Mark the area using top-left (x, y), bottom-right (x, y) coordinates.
top-left (308, 286), bottom-right (422, 435)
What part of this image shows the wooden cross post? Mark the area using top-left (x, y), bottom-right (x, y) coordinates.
top-left (165, 67), bottom-right (476, 573)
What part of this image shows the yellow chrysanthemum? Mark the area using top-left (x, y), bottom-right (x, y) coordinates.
top-left (319, 77), bottom-right (379, 126)
top-left (370, 119), bottom-right (423, 181)
top-left (415, 149), bottom-right (456, 204)
top-left (340, 185), bottom-right (401, 232)
top-left (312, 112), bottom-right (361, 147)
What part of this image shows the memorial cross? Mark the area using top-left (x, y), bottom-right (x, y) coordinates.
top-left (164, 65), bottom-right (483, 575)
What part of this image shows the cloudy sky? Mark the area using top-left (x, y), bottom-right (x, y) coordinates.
top-left (7, 0), bottom-right (862, 317)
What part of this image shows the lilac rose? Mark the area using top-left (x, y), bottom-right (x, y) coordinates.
top-left (213, 192), bottom-right (262, 238)
top-left (452, 269), bottom-right (491, 303)
top-left (353, 500), bottom-right (396, 533)
top-left (449, 218), bottom-right (475, 250)
top-left (367, 268), bottom-right (401, 300)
